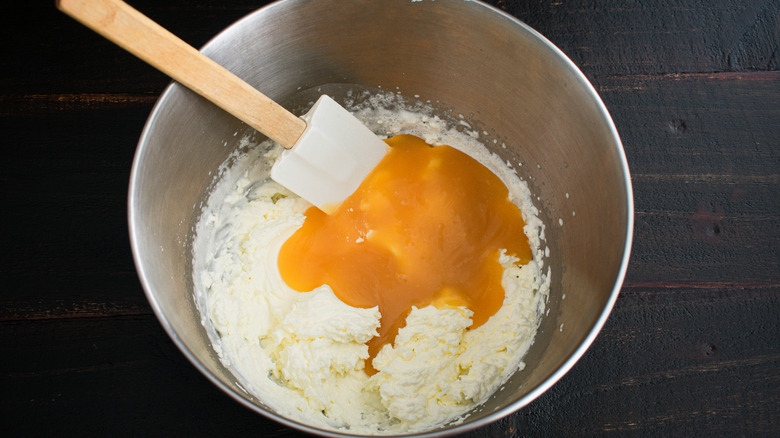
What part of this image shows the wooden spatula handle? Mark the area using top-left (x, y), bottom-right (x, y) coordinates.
top-left (56, 0), bottom-right (306, 149)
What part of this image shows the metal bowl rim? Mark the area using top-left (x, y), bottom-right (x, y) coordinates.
top-left (127, 0), bottom-right (634, 436)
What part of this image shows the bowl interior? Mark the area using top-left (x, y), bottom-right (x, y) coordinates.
top-left (129, 0), bottom-right (632, 435)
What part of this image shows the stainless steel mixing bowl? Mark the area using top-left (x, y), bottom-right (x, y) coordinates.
top-left (128, 0), bottom-right (633, 435)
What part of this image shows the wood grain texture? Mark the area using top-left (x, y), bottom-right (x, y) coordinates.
top-left (2, 0), bottom-right (778, 436)
top-left (3, 0), bottom-right (778, 93)
top-left (594, 72), bottom-right (780, 286)
top-left (1, 103), bottom-right (147, 320)
top-left (517, 285), bottom-right (779, 436)
top-left (494, 0), bottom-right (780, 75)
top-left (1, 0), bottom-right (259, 94)
top-left (56, 0), bottom-right (306, 147)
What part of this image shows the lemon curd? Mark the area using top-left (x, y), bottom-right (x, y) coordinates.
top-left (278, 134), bottom-right (532, 372)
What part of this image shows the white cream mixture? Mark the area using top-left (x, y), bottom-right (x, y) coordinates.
top-left (192, 93), bottom-right (549, 434)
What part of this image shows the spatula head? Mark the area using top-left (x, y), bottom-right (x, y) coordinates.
top-left (271, 95), bottom-right (388, 214)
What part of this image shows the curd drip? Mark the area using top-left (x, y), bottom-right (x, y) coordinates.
top-left (278, 134), bottom-right (532, 371)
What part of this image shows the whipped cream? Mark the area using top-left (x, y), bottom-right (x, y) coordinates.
top-left (192, 92), bottom-right (549, 434)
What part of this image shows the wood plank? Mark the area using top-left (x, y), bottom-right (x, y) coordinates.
top-left (514, 285), bottom-right (780, 436)
top-left (596, 72), bottom-right (780, 178)
top-left (2, 286), bottom-right (776, 436)
top-left (2, 0), bottom-right (262, 94)
top-left (3, 0), bottom-right (777, 94)
top-left (0, 315), bottom-right (292, 436)
top-left (499, 0), bottom-right (780, 76)
top-left (595, 72), bottom-right (780, 286)
top-left (0, 101), bottom-right (152, 319)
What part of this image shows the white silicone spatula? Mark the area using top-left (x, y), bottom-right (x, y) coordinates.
top-left (57, 0), bottom-right (387, 214)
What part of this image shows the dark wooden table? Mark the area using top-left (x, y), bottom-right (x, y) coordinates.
top-left (2, 0), bottom-right (778, 436)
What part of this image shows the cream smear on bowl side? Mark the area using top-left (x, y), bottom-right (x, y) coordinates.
top-left (192, 92), bottom-right (550, 434)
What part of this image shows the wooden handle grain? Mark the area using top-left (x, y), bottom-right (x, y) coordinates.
top-left (56, 0), bottom-right (306, 148)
